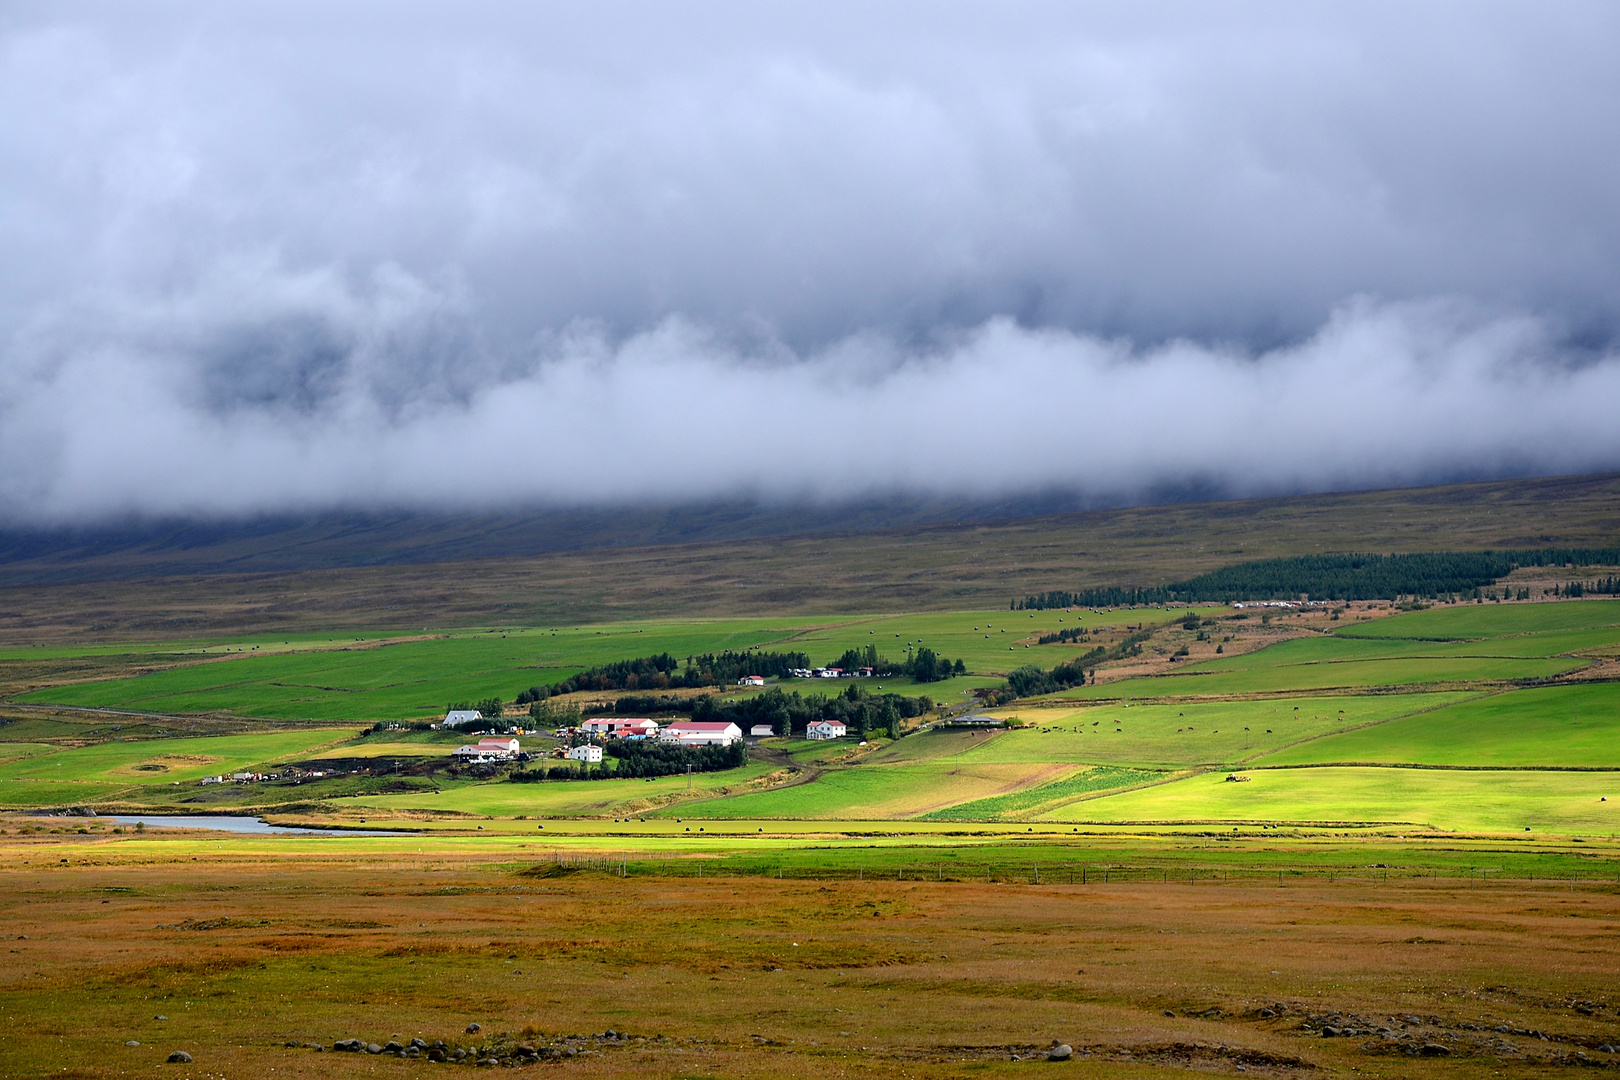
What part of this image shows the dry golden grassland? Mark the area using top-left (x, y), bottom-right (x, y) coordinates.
top-left (2, 831), bottom-right (1619, 1080)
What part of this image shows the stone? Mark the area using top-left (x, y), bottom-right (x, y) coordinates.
top-left (155, 1015), bottom-right (168, 1021)
top-left (411, 1037), bottom-right (427, 1048)
top-left (385, 1041), bottom-right (404, 1053)
top-left (1419, 1044), bottom-right (1451, 1057)
top-left (1259, 1009), bottom-right (1276, 1018)
top-left (1321, 1027), bottom-right (1342, 1038)
top-left (366, 1043), bottom-right (382, 1054)
top-left (1047, 1043), bottom-right (1073, 1061)
top-left (1163, 1010), bottom-right (1175, 1017)
top-left (166, 1050), bottom-right (193, 1064)
top-left (428, 1048), bottom-right (448, 1062)
top-left (125, 1040), bottom-right (140, 1047)
top-left (466, 1022), bottom-right (482, 1033)
top-left (1598, 1045), bottom-right (1616, 1054)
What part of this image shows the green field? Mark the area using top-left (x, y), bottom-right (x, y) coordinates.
top-left (1336, 598), bottom-right (1620, 639)
top-left (976, 692), bottom-right (1474, 768)
top-left (1254, 682), bottom-right (1620, 767)
top-left (920, 765), bottom-right (1165, 820)
top-left (11, 608), bottom-right (1188, 721)
top-left (1052, 765), bottom-right (1620, 833)
top-left (5, 598), bottom-right (1620, 834)
top-left (348, 762), bottom-right (778, 819)
top-left (667, 759), bottom-right (1077, 819)
top-left (0, 729), bottom-right (357, 785)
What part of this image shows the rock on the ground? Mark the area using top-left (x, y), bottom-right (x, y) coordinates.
top-left (166, 1050), bottom-right (193, 1063)
top-left (125, 1040), bottom-right (140, 1047)
top-left (466, 1022), bottom-right (482, 1033)
top-left (1047, 1043), bottom-right (1073, 1061)
top-left (1420, 1044), bottom-right (1451, 1057)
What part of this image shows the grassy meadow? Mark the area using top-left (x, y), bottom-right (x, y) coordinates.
top-left (3, 596), bottom-right (1620, 836)
top-left (9, 607), bottom-right (1201, 721)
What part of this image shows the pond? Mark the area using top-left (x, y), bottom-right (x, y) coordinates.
top-left (106, 815), bottom-right (408, 837)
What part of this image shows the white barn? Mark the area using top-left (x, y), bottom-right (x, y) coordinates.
top-left (567, 744), bottom-right (604, 763)
top-left (453, 737), bottom-right (519, 762)
top-left (660, 721), bottom-right (743, 746)
top-left (749, 723), bottom-right (776, 737)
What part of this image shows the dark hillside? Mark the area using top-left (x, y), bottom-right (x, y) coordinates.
top-left (1, 472), bottom-right (1617, 642)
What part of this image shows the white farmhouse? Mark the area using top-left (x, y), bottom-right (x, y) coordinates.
top-left (567, 744), bottom-right (604, 763)
top-left (443, 709), bottom-right (483, 728)
top-left (738, 675), bottom-right (765, 687)
top-left (748, 723), bottom-right (776, 737)
top-left (805, 718), bottom-right (847, 740)
top-left (660, 721), bottom-right (743, 746)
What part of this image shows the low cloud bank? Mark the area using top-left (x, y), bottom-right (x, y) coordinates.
top-left (3, 4), bottom-right (1619, 520)
top-left (3, 293), bottom-right (1616, 521)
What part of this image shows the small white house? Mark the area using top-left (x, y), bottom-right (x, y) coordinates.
top-left (567, 744), bottom-right (604, 763)
top-left (738, 675), bottom-right (766, 687)
top-left (805, 718), bottom-right (847, 740)
top-left (660, 721), bottom-right (743, 746)
top-left (443, 709), bottom-right (483, 728)
top-left (749, 723), bottom-right (776, 737)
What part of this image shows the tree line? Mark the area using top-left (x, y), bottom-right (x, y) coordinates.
top-left (507, 739), bottom-right (747, 782)
top-left (829, 644), bottom-right (966, 682)
top-left (1012, 548), bottom-right (1620, 608)
top-left (515, 649), bottom-right (811, 701)
top-left (690, 685), bottom-right (933, 740)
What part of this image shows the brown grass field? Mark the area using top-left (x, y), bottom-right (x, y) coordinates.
top-left (2, 834), bottom-right (1618, 1080)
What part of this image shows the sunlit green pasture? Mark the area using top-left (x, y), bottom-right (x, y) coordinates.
top-left (11, 608), bottom-right (1182, 721)
top-left (1059, 655), bottom-right (1576, 698)
top-left (668, 761), bottom-right (1075, 819)
top-left (1053, 765), bottom-right (1620, 834)
top-left (1187, 630), bottom-right (1620, 669)
top-left (920, 765), bottom-right (1165, 821)
top-left (973, 692), bottom-right (1474, 768)
top-left (1337, 598), bottom-right (1620, 639)
top-left (348, 763), bottom-right (778, 819)
top-left (0, 729), bottom-right (357, 785)
top-left (1255, 683), bottom-right (1620, 768)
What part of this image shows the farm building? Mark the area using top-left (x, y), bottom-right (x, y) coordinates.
top-left (442, 709), bottom-right (484, 728)
top-left (748, 723), bottom-right (775, 737)
top-left (567, 744), bottom-right (604, 763)
top-left (805, 718), bottom-right (847, 740)
top-left (660, 721), bottom-right (743, 746)
top-left (453, 737), bottom-right (519, 762)
top-left (581, 717), bottom-right (659, 739)
top-left (738, 675), bottom-right (766, 687)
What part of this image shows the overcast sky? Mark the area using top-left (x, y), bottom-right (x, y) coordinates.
top-left (3, 1), bottom-right (1619, 522)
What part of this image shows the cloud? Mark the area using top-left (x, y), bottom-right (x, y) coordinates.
top-left (1, 2), bottom-right (1618, 520)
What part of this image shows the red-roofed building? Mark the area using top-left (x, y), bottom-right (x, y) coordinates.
top-left (805, 718), bottom-right (846, 741)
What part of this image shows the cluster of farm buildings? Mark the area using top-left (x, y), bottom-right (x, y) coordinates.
top-left (443, 710), bottom-right (850, 763)
top-left (775, 667), bottom-right (876, 681)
